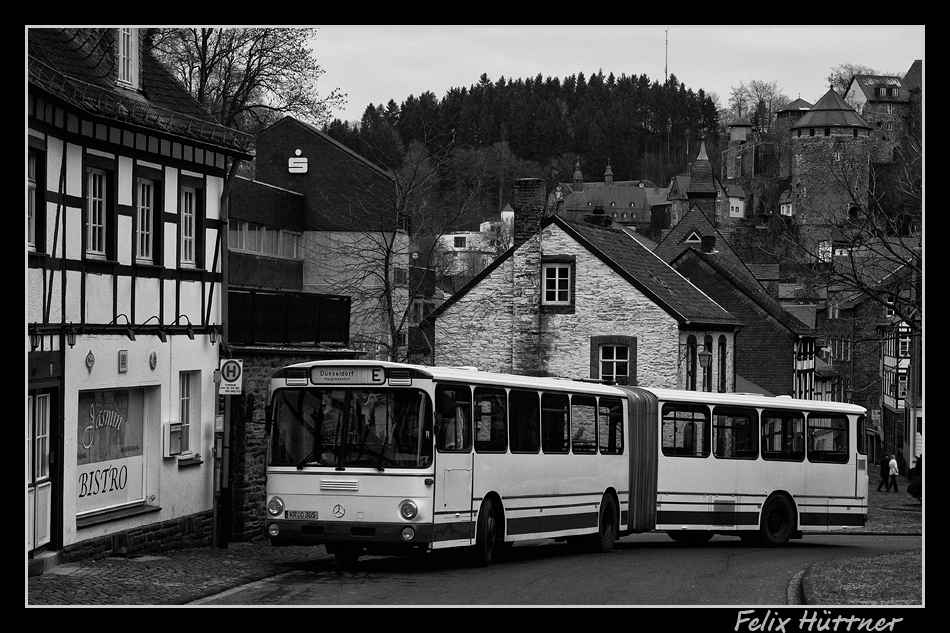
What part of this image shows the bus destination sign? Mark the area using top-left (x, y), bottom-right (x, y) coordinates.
top-left (310, 366), bottom-right (386, 385)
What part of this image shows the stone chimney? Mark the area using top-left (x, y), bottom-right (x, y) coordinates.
top-left (513, 178), bottom-right (547, 248)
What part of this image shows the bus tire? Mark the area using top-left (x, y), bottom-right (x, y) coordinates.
top-left (593, 494), bottom-right (619, 553)
top-left (759, 495), bottom-right (795, 547)
top-left (472, 498), bottom-right (500, 567)
top-left (667, 530), bottom-right (713, 545)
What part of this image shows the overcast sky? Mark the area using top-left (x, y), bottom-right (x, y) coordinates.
top-left (310, 25), bottom-right (924, 124)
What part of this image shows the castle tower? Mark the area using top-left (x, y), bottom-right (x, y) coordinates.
top-left (789, 87), bottom-right (871, 254)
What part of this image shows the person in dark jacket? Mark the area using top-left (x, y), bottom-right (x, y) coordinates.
top-left (876, 456), bottom-right (889, 492)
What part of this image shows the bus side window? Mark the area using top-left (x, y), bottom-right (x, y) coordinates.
top-left (598, 397), bottom-right (624, 454)
top-left (436, 384), bottom-right (472, 453)
top-left (474, 387), bottom-right (507, 452)
top-left (571, 394), bottom-right (597, 454)
top-left (509, 389), bottom-right (540, 453)
top-left (806, 413), bottom-right (849, 464)
top-left (661, 403), bottom-right (710, 457)
top-left (541, 392), bottom-right (569, 454)
top-left (761, 410), bottom-right (805, 462)
top-left (712, 406), bottom-right (758, 459)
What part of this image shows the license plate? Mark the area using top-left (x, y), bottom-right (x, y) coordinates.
top-left (285, 510), bottom-right (317, 519)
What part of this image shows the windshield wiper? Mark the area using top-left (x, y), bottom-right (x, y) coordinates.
top-left (296, 449), bottom-right (316, 470)
top-left (350, 433), bottom-right (385, 471)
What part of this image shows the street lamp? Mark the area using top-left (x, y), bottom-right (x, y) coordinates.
top-left (698, 347), bottom-right (713, 369)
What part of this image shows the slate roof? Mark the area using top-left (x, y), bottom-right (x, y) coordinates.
top-left (848, 74), bottom-right (911, 102)
top-left (903, 60), bottom-right (922, 92)
top-left (28, 28), bottom-right (253, 156)
top-left (429, 215), bottom-right (740, 329)
top-left (777, 98), bottom-right (813, 113)
top-left (673, 247), bottom-right (814, 336)
top-left (559, 217), bottom-right (739, 327)
top-left (555, 181), bottom-right (670, 225)
top-left (686, 140), bottom-right (717, 194)
top-left (653, 206), bottom-right (755, 282)
top-left (792, 87), bottom-right (871, 131)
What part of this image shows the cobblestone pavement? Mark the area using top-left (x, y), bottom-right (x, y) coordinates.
top-left (27, 473), bottom-right (921, 607)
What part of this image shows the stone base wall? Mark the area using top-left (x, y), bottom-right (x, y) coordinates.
top-left (61, 511), bottom-right (213, 563)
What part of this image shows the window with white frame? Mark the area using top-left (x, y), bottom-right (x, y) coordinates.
top-left (897, 371), bottom-right (907, 399)
top-left (136, 178), bottom-right (155, 262)
top-left (884, 295), bottom-right (895, 318)
top-left (229, 221), bottom-right (301, 259)
top-left (542, 263), bottom-right (571, 305)
top-left (87, 169), bottom-right (108, 258)
top-left (600, 345), bottom-right (629, 383)
top-left (899, 330), bottom-right (910, 357)
top-left (180, 187), bottom-right (196, 266)
top-left (817, 240), bottom-right (832, 263)
top-left (179, 372), bottom-right (195, 454)
top-left (117, 28), bottom-right (138, 87)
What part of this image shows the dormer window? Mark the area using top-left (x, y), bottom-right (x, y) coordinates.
top-left (117, 28), bottom-right (138, 88)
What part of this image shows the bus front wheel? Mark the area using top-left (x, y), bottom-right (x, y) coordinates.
top-left (759, 495), bottom-right (795, 547)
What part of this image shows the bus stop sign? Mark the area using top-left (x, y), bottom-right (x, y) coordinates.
top-left (219, 359), bottom-right (243, 395)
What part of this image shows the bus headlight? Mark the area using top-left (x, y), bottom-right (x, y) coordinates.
top-left (268, 523), bottom-right (280, 537)
top-left (267, 496), bottom-right (285, 517)
top-left (401, 527), bottom-right (416, 540)
top-left (399, 500), bottom-right (418, 520)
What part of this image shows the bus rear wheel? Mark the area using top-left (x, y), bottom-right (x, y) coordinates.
top-left (472, 498), bottom-right (500, 567)
top-left (759, 495), bottom-right (795, 547)
top-left (593, 494), bottom-right (619, 553)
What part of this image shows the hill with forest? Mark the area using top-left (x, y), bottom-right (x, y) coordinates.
top-left (321, 70), bottom-right (720, 225)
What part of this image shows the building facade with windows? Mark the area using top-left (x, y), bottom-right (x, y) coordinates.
top-left (655, 206), bottom-right (818, 399)
top-left (27, 28), bottom-right (253, 562)
top-left (247, 116), bottom-right (406, 360)
top-left (427, 179), bottom-right (741, 390)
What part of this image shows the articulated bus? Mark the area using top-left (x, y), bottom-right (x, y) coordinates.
top-left (264, 361), bottom-right (868, 565)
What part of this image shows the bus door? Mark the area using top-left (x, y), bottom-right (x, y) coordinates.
top-left (433, 384), bottom-right (475, 546)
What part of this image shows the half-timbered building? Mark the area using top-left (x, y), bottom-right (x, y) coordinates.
top-left (27, 28), bottom-right (253, 565)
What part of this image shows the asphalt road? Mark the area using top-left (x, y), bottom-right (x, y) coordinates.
top-left (190, 532), bottom-right (921, 607)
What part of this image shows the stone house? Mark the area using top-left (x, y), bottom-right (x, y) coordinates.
top-left (427, 179), bottom-right (741, 392)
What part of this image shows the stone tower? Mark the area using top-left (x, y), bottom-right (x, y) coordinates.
top-left (686, 138), bottom-right (719, 226)
top-left (789, 88), bottom-right (871, 254)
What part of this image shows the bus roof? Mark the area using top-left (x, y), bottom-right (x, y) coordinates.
top-left (275, 360), bottom-right (867, 415)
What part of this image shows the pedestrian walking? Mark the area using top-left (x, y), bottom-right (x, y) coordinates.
top-left (876, 455), bottom-right (889, 492)
top-left (886, 454), bottom-right (899, 492)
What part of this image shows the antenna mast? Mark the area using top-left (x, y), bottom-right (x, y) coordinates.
top-left (665, 29), bottom-right (668, 83)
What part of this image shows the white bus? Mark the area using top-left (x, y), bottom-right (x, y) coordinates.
top-left (264, 361), bottom-right (868, 565)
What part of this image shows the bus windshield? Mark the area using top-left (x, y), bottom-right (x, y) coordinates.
top-left (269, 388), bottom-right (432, 470)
